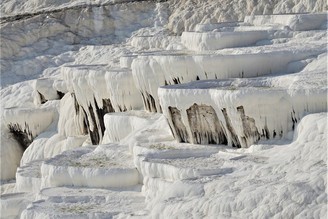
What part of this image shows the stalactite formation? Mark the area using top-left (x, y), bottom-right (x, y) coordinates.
top-left (141, 92), bottom-right (158, 113)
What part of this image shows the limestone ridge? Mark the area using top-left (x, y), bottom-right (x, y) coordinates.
top-left (0, 0), bottom-right (168, 23)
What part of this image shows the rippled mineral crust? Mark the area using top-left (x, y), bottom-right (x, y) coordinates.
top-left (0, 1), bottom-right (327, 218)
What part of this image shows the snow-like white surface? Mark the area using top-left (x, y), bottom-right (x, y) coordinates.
top-left (129, 35), bottom-right (181, 50)
top-left (15, 160), bottom-right (42, 193)
top-left (1, 0), bottom-right (327, 218)
top-left (166, 0), bottom-right (326, 34)
top-left (119, 55), bottom-right (137, 69)
top-left (146, 113), bottom-right (327, 218)
top-left (33, 78), bottom-right (62, 105)
top-left (41, 144), bottom-right (140, 188)
top-left (132, 36), bottom-right (325, 112)
top-left (158, 54), bottom-right (327, 147)
top-left (63, 64), bottom-right (142, 119)
top-left (20, 134), bottom-right (87, 166)
top-left (0, 192), bottom-right (35, 219)
top-left (181, 30), bottom-right (270, 51)
top-left (20, 186), bottom-right (146, 219)
top-left (102, 111), bottom-right (162, 144)
top-left (0, 126), bottom-right (24, 180)
top-left (0, 1), bottom-right (158, 89)
top-left (1, 106), bottom-right (56, 136)
top-left (0, 104), bottom-right (58, 180)
top-left (57, 93), bottom-right (87, 138)
top-left (105, 67), bottom-right (143, 112)
top-left (121, 113), bottom-right (175, 152)
top-left (244, 13), bottom-right (327, 31)
top-left (135, 143), bottom-right (224, 182)
top-left (0, 81), bottom-right (35, 108)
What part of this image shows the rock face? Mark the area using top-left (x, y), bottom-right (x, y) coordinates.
top-left (62, 65), bottom-right (143, 144)
top-left (7, 123), bottom-right (34, 150)
top-left (159, 79), bottom-right (327, 148)
top-left (0, 1), bottom-right (159, 87)
top-left (2, 107), bottom-right (56, 150)
top-left (187, 104), bottom-right (227, 145)
top-left (131, 43), bottom-right (325, 113)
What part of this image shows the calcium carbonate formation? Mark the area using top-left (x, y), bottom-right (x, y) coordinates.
top-left (0, 1), bottom-right (327, 218)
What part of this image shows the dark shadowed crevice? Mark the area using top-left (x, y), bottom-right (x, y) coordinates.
top-left (87, 103), bottom-right (99, 145)
top-left (291, 109), bottom-right (298, 130)
top-left (8, 123), bottom-right (33, 151)
top-left (96, 98), bottom-right (114, 137)
top-left (172, 77), bottom-right (181, 84)
top-left (57, 91), bottom-right (65, 99)
top-left (81, 108), bottom-right (90, 135)
top-left (71, 93), bottom-right (80, 114)
top-left (71, 92), bottom-right (88, 135)
top-left (221, 108), bottom-right (241, 148)
top-left (140, 92), bottom-right (149, 111)
top-left (118, 105), bottom-right (128, 112)
top-left (261, 124), bottom-right (270, 139)
top-left (87, 98), bottom-right (115, 145)
top-left (37, 91), bottom-right (47, 104)
top-left (186, 104), bottom-right (227, 145)
top-left (168, 106), bottom-right (189, 143)
top-left (141, 91), bottom-right (158, 113)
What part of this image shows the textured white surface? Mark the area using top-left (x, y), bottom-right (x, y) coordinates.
top-left (132, 39), bottom-right (325, 112)
top-left (15, 160), bottom-right (42, 193)
top-left (158, 54), bottom-right (327, 147)
top-left (244, 13), bottom-right (327, 31)
top-left (181, 30), bottom-right (270, 51)
top-left (0, 0), bottom-right (327, 218)
top-left (146, 113), bottom-right (327, 219)
top-left (0, 192), bottom-right (35, 219)
top-left (41, 144), bottom-right (140, 188)
top-left (0, 126), bottom-right (24, 180)
top-left (20, 186), bottom-right (146, 219)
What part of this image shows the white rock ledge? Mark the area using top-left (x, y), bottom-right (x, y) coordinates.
top-left (132, 46), bottom-right (324, 112)
top-left (21, 186), bottom-right (146, 219)
top-left (15, 160), bottom-right (42, 193)
top-left (158, 71), bottom-right (327, 147)
top-left (244, 13), bottom-right (327, 31)
top-left (0, 192), bottom-right (35, 219)
top-left (102, 111), bottom-right (159, 144)
top-left (40, 145), bottom-right (140, 188)
top-left (62, 64), bottom-right (143, 144)
top-left (130, 35), bottom-right (180, 50)
top-left (181, 30), bottom-right (270, 51)
top-left (1, 107), bottom-right (56, 150)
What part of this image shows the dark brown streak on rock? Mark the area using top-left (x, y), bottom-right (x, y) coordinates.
top-left (168, 106), bottom-right (189, 143)
top-left (90, 98), bottom-right (115, 145)
top-left (236, 106), bottom-right (260, 147)
top-left (186, 104), bottom-right (227, 145)
top-left (71, 93), bottom-right (80, 114)
top-left (141, 91), bottom-right (158, 113)
top-left (221, 108), bottom-right (241, 147)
